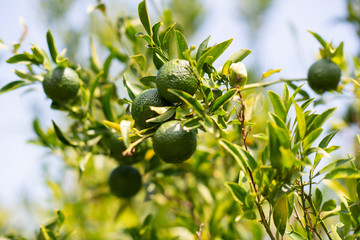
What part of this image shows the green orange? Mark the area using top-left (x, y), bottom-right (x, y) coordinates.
top-left (42, 66), bottom-right (81, 104)
top-left (307, 59), bottom-right (341, 94)
top-left (108, 165), bottom-right (142, 198)
top-left (152, 120), bottom-right (197, 163)
top-left (156, 59), bottom-right (199, 103)
top-left (131, 88), bottom-right (173, 130)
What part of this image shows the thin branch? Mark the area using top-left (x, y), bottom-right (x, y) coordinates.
top-left (236, 89), bottom-right (276, 240)
top-left (243, 78), bottom-right (306, 91)
top-left (305, 194), bottom-right (333, 240)
top-left (196, 223), bottom-right (205, 240)
top-left (299, 178), bottom-right (312, 240)
top-left (236, 90), bottom-right (249, 151)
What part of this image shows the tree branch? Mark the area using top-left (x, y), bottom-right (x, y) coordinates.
top-left (243, 78), bottom-right (306, 91)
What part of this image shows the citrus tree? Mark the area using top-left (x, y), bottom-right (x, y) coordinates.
top-left (1, 1), bottom-right (360, 239)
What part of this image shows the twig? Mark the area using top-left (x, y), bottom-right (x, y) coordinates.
top-left (122, 136), bottom-right (149, 156)
top-left (196, 223), bottom-right (205, 240)
top-left (242, 78), bottom-right (306, 91)
top-left (305, 194), bottom-right (333, 240)
top-left (236, 90), bottom-right (250, 151)
top-left (236, 89), bottom-right (276, 240)
top-left (299, 178), bottom-right (312, 240)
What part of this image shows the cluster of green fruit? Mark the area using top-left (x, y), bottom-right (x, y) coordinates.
top-left (40, 55), bottom-right (342, 200)
top-left (40, 59), bottom-right (199, 199)
top-left (131, 59), bottom-right (199, 164)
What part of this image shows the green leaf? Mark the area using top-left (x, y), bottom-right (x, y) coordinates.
top-left (55, 210), bottom-right (65, 226)
top-left (313, 130), bottom-right (339, 169)
top-left (280, 147), bottom-right (296, 170)
top-left (130, 54), bottom-right (147, 75)
top-left (219, 139), bottom-right (256, 173)
top-left (152, 22), bottom-right (162, 46)
top-left (102, 54), bottom-right (113, 80)
top-left (294, 101), bottom-right (306, 139)
top-left (168, 89), bottom-right (204, 117)
top-left (221, 60), bottom-right (232, 77)
top-left (139, 75), bottom-right (156, 87)
top-left (300, 98), bottom-right (315, 111)
top-left (107, 44), bottom-right (129, 62)
top-left (303, 128), bottom-right (323, 151)
top-left (268, 122), bottom-right (282, 170)
top-left (46, 29), bottom-right (58, 63)
top-left (333, 42), bottom-right (344, 59)
top-left (282, 83), bottom-right (289, 110)
top-left (321, 199), bottom-right (337, 212)
top-left (225, 182), bottom-right (247, 203)
top-left (269, 113), bottom-right (290, 148)
top-left (319, 130), bottom-right (338, 148)
top-left (136, 32), bottom-right (154, 46)
top-left (6, 53), bottom-right (35, 64)
top-left (210, 89), bottom-right (236, 113)
top-left (146, 107), bottom-right (176, 123)
top-left (227, 49), bottom-right (251, 63)
top-left (261, 68), bottom-right (281, 80)
top-left (197, 38), bottom-right (233, 72)
top-left (340, 202), bottom-right (351, 235)
top-left (52, 120), bottom-right (77, 147)
top-left (31, 45), bottom-right (45, 63)
top-left (152, 50), bottom-right (166, 70)
top-left (244, 194), bottom-right (256, 210)
top-left (33, 118), bottom-right (52, 148)
top-left (287, 192), bottom-right (295, 218)
top-left (287, 82), bottom-right (310, 101)
top-left (325, 167), bottom-right (360, 179)
top-left (315, 158), bottom-right (353, 177)
top-left (138, 0), bottom-right (152, 36)
top-left (287, 230), bottom-right (307, 240)
top-left (0, 80), bottom-right (30, 94)
top-left (175, 30), bottom-right (188, 59)
top-left (308, 30), bottom-right (327, 51)
top-left (14, 70), bottom-right (42, 82)
top-left (120, 120), bottom-right (132, 148)
top-left (123, 75), bottom-right (136, 101)
top-left (306, 147), bottom-right (331, 159)
top-left (268, 90), bottom-right (287, 121)
top-left (89, 71), bottom-right (104, 115)
top-left (101, 86), bottom-right (116, 122)
top-left (315, 188), bottom-right (323, 210)
top-left (39, 225), bottom-right (53, 240)
top-left (331, 225), bottom-right (343, 240)
top-left (89, 37), bottom-right (102, 73)
top-left (241, 148), bottom-right (257, 170)
top-left (196, 35), bottom-right (210, 61)
top-left (273, 194), bottom-right (288, 236)
top-left (162, 23), bottom-right (175, 54)
top-left (308, 107), bottom-right (336, 132)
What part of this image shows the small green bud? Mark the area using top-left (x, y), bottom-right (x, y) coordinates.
top-left (229, 62), bottom-right (247, 89)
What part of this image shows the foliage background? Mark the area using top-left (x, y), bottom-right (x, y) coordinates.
top-left (0, 0), bottom-right (359, 238)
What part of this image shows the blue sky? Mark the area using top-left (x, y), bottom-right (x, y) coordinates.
top-left (0, 0), bottom-right (358, 230)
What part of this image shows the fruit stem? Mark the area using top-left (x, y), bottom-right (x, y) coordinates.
top-left (122, 136), bottom-right (150, 157)
top-left (243, 78), bottom-right (306, 91)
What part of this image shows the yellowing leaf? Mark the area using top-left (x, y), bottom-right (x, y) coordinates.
top-left (261, 68), bottom-right (281, 80)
